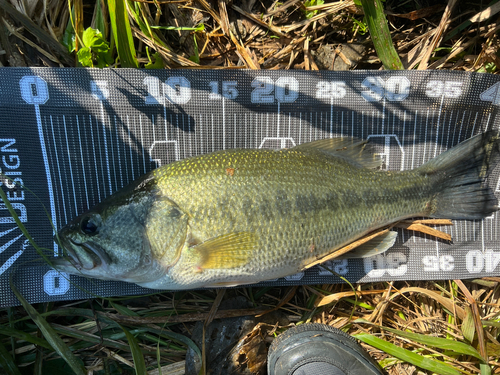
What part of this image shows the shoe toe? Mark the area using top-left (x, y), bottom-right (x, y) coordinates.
top-left (267, 323), bottom-right (384, 375)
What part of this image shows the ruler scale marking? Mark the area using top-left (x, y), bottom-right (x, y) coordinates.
top-left (1, 69), bottom-right (500, 306)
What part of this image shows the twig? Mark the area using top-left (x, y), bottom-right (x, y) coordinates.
top-left (100, 306), bottom-right (269, 324)
top-left (453, 280), bottom-right (488, 361)
top-left (231, 4), bottom-right (286, 37)
top-left (281, 1), bottom-right (354, 33)
top-left (0, 0), bottom-right (73, 65)
top-left (2, 18), bottom-right (61, 64)
top-left (418, 0), bottom-right (458, 70)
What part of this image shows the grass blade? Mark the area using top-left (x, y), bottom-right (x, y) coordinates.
top-left (0, 326), bottom-right (52, 349)
top-left (93, 0), bottom-right (107, 37)
top-left (10, 280), bottom-right (87, 375)
top-left (0, 339), bottom-right (22, 375)
top-left (108, 0), bottom-right (138, 67)
top-left (146, 327), bottom-right (201, 360)
top-left (119, 324), bottom-right (147, 374)
top-left (354, 333), bottom-right (461, 375)
top-left (355, 320), bottom-right (484, 360)
top-left (0, 180), bottom-right (54, 267)
top-left (360, 0), bottom-right (403, 70)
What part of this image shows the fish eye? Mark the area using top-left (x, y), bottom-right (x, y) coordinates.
top-left (80, 215), bottom-right (100, 235)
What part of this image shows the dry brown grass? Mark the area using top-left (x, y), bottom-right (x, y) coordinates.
top-left (0, 0), bottom-right (499, 374)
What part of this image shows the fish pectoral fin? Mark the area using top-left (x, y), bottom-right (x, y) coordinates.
top-left (293, 137), bottom-right (383, 169)
top-left (336, 231), bottom-right (398, 259)
top-left (192, 232), bottom-right (257, 269)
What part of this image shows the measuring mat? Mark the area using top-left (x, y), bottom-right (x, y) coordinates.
top-left (1, 68), bottom-right (499, 306)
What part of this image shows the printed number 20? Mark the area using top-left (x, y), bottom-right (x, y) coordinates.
top-left (251, 77), bottom-right (299, 104)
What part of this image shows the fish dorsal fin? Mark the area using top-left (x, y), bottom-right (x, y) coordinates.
top-left (293, 138), bottom-right (383, 169)
top-left (192, 232), bottom-right (257, 269)
top-left (336, 231), bottom-right (398, 259)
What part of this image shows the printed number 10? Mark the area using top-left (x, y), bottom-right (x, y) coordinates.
top-left (143, 76), bottom-right (191, 105)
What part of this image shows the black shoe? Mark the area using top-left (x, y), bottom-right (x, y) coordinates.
top-left (267, 323), bottom-right (384, 375)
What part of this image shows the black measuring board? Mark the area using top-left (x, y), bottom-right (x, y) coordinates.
top-left (0, 68), bottom-right (499, 306)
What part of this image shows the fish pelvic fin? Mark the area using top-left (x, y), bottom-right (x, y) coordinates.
top-left (421, 130), bottom-right (500, 220)
top-left (192, 232), bottom-right (257, 269)
top-left (292, 137), bottom-right (383, 169)
top-left (336, 231), bottom-right (398, 259)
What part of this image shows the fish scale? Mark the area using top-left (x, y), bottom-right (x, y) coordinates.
top-left (147, 147), bottom-right (431, 287)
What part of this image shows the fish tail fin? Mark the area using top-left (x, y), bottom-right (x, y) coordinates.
top-left (421, 130), bottom-right (500, 220)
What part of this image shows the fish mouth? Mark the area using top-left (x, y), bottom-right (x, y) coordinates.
top-left (53, 236), bottom-right (110, 272)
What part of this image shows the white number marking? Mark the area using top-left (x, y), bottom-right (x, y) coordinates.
top-left (480, 82), bottom-right (500, 106)
top-left (466, 250), bottom-right (500, 273)
top-left (90, 80), bottom-right (109, 100)
top-left (143, 76), bottom-right (162, 104)
top-left (422, 255), bottom-right (455, 272)
top-left (20, 76), bottom-right (49, 104)
top-left (143, 76), bottom-right (191, 104)
top-left (425, 81), bottom-right (462, 98)
top-left (43, 270), bottom-right (70, 296)
top-left (209, 81), bottom-right (239, 100)
top-left (364, 252), bottom-right (408, 277)
top-left (315, 81), bottom-right (347, 99)
top-left (165, 76), bottom-right (191, 104)
top-left (361, 76), bottom-right (409, 102)
top-left (318, 259), bottom-right (349, 276)
top-left (251, 77), bottom-right (299, 103)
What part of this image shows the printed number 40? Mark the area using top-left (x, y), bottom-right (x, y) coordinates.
top-left (480, 82), bottom-right (500, 106)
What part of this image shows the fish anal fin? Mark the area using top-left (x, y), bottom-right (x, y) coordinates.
top-left (192, 232), bottom-right (257, 269)
top-left (293, 137), bottom-right (383, 169)
top-left (336, 231), bottom-right (398, 260)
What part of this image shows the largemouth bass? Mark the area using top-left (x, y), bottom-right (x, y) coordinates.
top-left (54, 132), bottom-right (500, 289)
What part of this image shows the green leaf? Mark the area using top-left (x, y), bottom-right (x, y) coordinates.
top-left (0, 339), bottom-right (22, 375)
top-left (96, 52), bottom-right (114, 68)
top-left (189, 34), bottom-right (200, 64)
top-left (461, 306), bottom-right (476, 343)
top-left (108, 0), bottom-right (138, 68)
top-left (82, 27), bottom-right (96, 48)
top-left (480, 362), bottom-right (492, 375)
top-left (82, 28), bottom-right (109, 52)
top-left (359, 0), bottom-right (403, 70)
top-left (303, 0), bottom-right (324, 19)
top-left (119, 325), bottom-right (147, 375)
top-left (354, 333), bottom-right (461, 375)
top-left (77, 47), bottom-right (93, 67)
top-left (145, 52), bottom-right (164, 69)
top-left (10, 280), bottom-right (87, 375)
